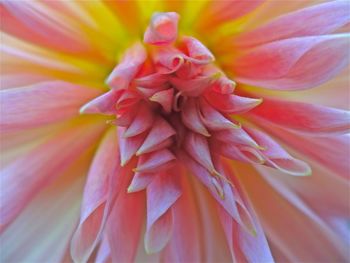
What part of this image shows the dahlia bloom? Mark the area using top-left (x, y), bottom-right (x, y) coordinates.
top-left (1, 0), bottom-right (350, 262)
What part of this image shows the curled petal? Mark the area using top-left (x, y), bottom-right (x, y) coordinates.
top-left (80, 89), bottom-right (121, 115)
top-left (152, 47), bottom-right (184, 73)
top-left (106, 42), bottom-right (147, 89)
top-left (123, 102), bottom-right (154, 137)
top-left (181, 36), bottom-right (215, 64)
top-left (170, 73), bottom-right (218, 96)
top-left (150, 88), bottom-right (174, 113)
top-left (144, 12), bottom-right (179, 45)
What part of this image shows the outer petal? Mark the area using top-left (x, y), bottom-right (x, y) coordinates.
top-left (232, 34), bottom-right (350, 90)
top-left (0, 81), bottom-right (101, 132)
top-left (70, 128), bottom-right (118, 263)
top-left (0, 163), bottom-right (85, 262)
top-left (248, 98), bottom-right (350, 135)
top-left (145, 172), bottom-right (181, 253)
top-left (235, 0), bottom-right (350, 47)
top-left (0, 121), bottom-right (105, 230)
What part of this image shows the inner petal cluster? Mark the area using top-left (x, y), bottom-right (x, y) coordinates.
top-left (81, 12), bottom-right (309, 199)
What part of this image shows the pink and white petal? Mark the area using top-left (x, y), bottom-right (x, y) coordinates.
top-left (123, 102), bottom-right (154, 137)
top-left (161, 169), bottom-right (202, 262)
top-left (236, 162), bottom-right (348, 262)
top-left (128, 172), bottom-right (156, 193)
top-left (181, 98), bottom-right (210, 136)
top-left (0, 156), bottom-right (87, 262)
top-left (70, 127), bottom-right (118, 263)
top-left (135, 149), bottom-right (176, 173)
top-left (80, 89), bottom-right (121, 115)
top-left (0, 121), bottom-right (105, 231)
top-left (145, 172), bottom-right (182, 253)
top-left (0, 81), bottom-right (101, 133)
top-left (95, 233), bottom-right (111, 263)
top-left (248, 98), bottom-right (350, 135)
top-left (232, 34), bottom-right (350, 90)
top-left (0, 73), bottom-right (52, 90)
top-left (106, 188), bottom-right (145, 262)
top-left (235, 0), bottom-right (350, 47)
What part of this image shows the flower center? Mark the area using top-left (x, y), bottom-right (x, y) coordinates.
top-left (81, 12), bottom-right (263, 198)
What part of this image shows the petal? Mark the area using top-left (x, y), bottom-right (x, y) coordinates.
top-left (181, 98), bottom-right (210, 136)
top-left (0, 163), bottom-right (85, 262)
top-left (246, 127), bottom-right (312, 176)
top-left (137, 117), bottom-right (175, 155)
top-left (237, 162), bottom-right (348, 261)
top-left (205, 90), bottom-right (262, 114)
top-left (145, 172), bottom-right (181, 253)
top-left (106, 42), bottom-right (147, 89)
top-left (144, 12), bottom-right (179, 45)
top-left (134, 149), bottom-right (176, 173)
top-left (106, 186), bottom-right (145, 262)
top-left (181, 36), bottom-right (215, 64)
top-left (235, 0), bottom-right (350, 47)
top-left (118, 127), bottom-right (146, 166)
top-left (149, 88), bottom-right (174, 113)
top-left (80, 89), bottom-right (122, 115)
top-left (0, 81), bottom-right (101, 132)
top-left (123, 102), bottom-right (154, 137)
top-left (0, 121), bottom-right (105, 230)
top-left (232, 34), bottom-right (350, 90)
top-left (70, 128), bottom-right (118, 262)
top-left (248, 98), bottom-right (350, 135)
top-left (127, 172), bottom-right (156, 193)
top-left (196, 0), bottom-right (264, 30)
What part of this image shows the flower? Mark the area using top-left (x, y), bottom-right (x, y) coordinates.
top-left (1, 1), bottom-right (349, 262)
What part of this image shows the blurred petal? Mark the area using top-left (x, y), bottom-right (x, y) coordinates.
top-left (0, 81), bottom-right (101, 132)
top-left (232, 34), bottom-right (350, 90)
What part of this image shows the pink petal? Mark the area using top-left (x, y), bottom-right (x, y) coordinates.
top-left (134, 149), bottom-right (176, 173)
top-left (117, 127), bottom-right (146, 166)
top-left (0, 121), bottom-right (104, 231)
top-left (184, 132), bottom-right (217, 174)
top-left (170, 74), bottom-right (217, 96)
top-left (199, 99), bottom-right (240, 130)
top-left (181, 36), bottom-right (214, 64)
top-left (106, 187), bottom-right (145, 262)
top-left (152, 47), bottom-right (184, 73)
top-left (232, 34), bottom-right (350, 90)
top-left (106, 42), bottom-right (147, 89)
top-left (249, 98), bottom-right (350, 134)
top-left (0, 81), bottom-right (101, 132)
top-left (145, 173), bottom-right (181, 253)
top-left (149, 88), bottom-right (174, 113)
top-left (181, 98), bottom-right (210, 136)
top-left (137, 117), bottom-right (175, 155)
top-left (70, 128), bottom-right (118, 262)
top-left (246, 127), bottom-right (311, 176)
top-left (80, 89), bottom-right (121, 115)
top-left (235, 1), bottom-right (350, 47)
top-left (123, 102), bottom-right (154, 137)
top-left (213, 127), bottom-right (260, 149)
top-left (144, 12), bottom-right (179, 45)
top-left (95, 234), bottom-right (111, 263)
top-left (127, 172), bottom-right (156, 193)
top-left (205, 90), bottom-right (262, 114)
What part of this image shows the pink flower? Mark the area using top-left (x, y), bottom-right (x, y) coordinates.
top-left (1, 1), bottom-right (349, 262)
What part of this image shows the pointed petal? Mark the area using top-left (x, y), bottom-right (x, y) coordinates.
top-left (205, 90), bottom-right (262, 114)
top-left (80, 89), bottom-right (121, 115)
top-left (145, 173), bottom-right (181, 253)
top-left (246, 128), bottom-right (312, 176)
top-left (0, 81), bottom-right (101, 132)
top-left (249, 98), bottom-right (350, 135)
top-left (118, 127), bottom-right (146, 166)
top-left (124, 102), bottom-right (154, 137)
top-left (70, 128), bottom-right (118, 262)
top-left (181, 98), bottom-right (210, 136)
top-left (149, 88), bottom-right (174, 113)
top-left (137, 117), bottom-right (175, 155)
top-left (128, 172), bottom-right (156, 193)
top-left (135, 149), bottom-right (176, 173)
top-left (144, 12), bottom-right (179, 45)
